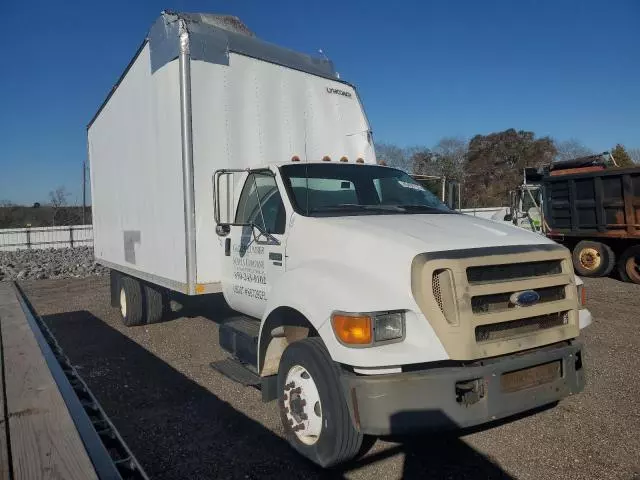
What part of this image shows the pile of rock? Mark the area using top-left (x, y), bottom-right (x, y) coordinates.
top-left (0, 247), bottom-right (108, 281)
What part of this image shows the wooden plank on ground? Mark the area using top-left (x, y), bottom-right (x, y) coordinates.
top-left (0, 283), bottom-right (98, 480)
top-left (0, 286), bottom-right (10, 479)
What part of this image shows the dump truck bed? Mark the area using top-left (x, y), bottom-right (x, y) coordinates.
top-left (544, 166), bottom-right (640, 238)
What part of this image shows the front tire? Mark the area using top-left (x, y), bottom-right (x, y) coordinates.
top-left (277, 338), bottom-right (363, 467)
top-left (572, 240), bottom-right (615, 277)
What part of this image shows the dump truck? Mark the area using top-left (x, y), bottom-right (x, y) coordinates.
top-left (88, 11), bottom-right (592, 467)
top-left (543, 159), bottom-right (640, 283)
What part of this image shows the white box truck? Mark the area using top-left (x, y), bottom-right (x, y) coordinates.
top-left (88, 11), bottom-right (592, 467)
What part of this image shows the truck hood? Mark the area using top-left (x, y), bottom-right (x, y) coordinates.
top-left (320, 212), bottom-right (555, 252)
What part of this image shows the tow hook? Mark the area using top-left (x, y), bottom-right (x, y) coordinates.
top-left (455, 378), bottom-right (485, 406)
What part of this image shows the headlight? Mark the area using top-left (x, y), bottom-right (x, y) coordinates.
top-left (374, 312), bottom-right (405, 342)
top-left (331, 311), bottom-right (405, 346)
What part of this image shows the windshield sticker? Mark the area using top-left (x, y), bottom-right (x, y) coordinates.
top-left (398, 181), bottom-right (426, 191)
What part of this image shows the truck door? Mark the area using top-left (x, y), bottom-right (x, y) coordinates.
top-left (222, 171), bottom-right (287, 318)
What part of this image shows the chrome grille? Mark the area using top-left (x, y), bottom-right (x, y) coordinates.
top-left (467, 260), bottom-right (562, 284)
top-left (471, 285), bottom-right (566, 314)
top-left (475, 312), bottom-right (569, 343)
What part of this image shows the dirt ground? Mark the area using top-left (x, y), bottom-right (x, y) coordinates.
top-left (20, 276), bottom-right (640, 480)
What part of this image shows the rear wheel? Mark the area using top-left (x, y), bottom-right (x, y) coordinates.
top-left (119, 276), bottom-right (144, 327)
top-left (617, 245), bottom-right (640, 284)
top-left (572, 240), bottom-right (615, 277)
top-left (277, 338), bottom-right (364, 467)
top-left (143, 283), bottom-right (165, 324)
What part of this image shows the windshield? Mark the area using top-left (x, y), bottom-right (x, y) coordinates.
top-left (522, 187), bottom-right (542, 211)
top-left (279, 164), bottom-right (451, 217)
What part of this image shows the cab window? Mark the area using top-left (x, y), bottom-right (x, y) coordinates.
top-left (235, 173), bottom-right (286, 234)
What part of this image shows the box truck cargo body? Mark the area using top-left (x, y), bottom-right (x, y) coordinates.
top-left (88, 11), bottom-right (374, 294)
top-left (89, 12), bottom-right (591, 467)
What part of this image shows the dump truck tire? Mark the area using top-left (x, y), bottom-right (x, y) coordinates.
top-left (572, 240), bottom-right (615, 277)
top-left (617, 245), bottom-right (640, 284)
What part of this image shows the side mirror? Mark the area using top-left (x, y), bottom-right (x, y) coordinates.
top-left (212, 169), bottom-right (280, 246)
top-left (503, 214), bottom-right (513, 222)
top-left (213, 170), bottom-right (237, 226)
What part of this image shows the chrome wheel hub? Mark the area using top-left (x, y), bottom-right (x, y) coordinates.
top-left (120, 288), bottom-right (127, 318)
top-left (283, 365), bottom-right (322, 445)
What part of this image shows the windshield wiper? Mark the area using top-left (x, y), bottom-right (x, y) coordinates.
top-left (394, 204), bottom-right (450, 213)
top-left (309, 204), bottom-right (405, 213)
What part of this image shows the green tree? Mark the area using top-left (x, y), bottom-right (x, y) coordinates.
top-left (610, 144), bottom-right (635, 168)
top-left (464, 129), bottom-right (556, 208)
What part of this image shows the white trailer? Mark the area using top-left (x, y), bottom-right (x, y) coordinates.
top-left (88, 11), bottom-right (373, 296)
top-left (89, 12), bottom-right (592, 467)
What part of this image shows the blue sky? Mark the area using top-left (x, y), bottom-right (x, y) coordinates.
top-left (1, 0), bottom-right (638, 205)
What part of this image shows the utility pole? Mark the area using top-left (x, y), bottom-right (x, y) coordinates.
top-left (82, 160), bottom-right (87, 225)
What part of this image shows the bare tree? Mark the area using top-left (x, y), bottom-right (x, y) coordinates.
top-left (375, 142), bottom-right (412, 172)
top-left (410, 148), bottom-right (435, 176)
top-left (628, 148), bottom-right (640, 164)
top-left (0, 200), bottom-right (14, 228)
top-left (49, 186), bottom-right (69, 226)
top-left (432, 137), bottom-right (468, 181)
top-left (554, 139), bottom-right (594, 162)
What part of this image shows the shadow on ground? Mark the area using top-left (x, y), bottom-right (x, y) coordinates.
top-left (43, 309), bottom-right (513, 479)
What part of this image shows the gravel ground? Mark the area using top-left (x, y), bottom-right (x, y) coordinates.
top-left (19, 276), bottom-right (640, 480)
top-left (0, 247), bottom-right (107, 281)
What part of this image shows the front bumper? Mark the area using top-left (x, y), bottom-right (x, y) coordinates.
top-left (341, 340), bottom-right (584, 435)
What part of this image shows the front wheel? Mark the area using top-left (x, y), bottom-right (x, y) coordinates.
top-left (277, 338), bottom-right (364, 467)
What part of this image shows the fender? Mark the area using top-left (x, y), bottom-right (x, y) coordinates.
top-left (263, 260), bottom-right (411, 331)
top-left (259, 259), bottom-right (449, 370)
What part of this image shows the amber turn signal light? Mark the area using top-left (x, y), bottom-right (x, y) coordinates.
top-left (331, 314), bottom-right (372, 345)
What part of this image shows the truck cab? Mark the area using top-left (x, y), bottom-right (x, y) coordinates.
top-left (508, 183), bottom-right (543, 232)
top-left (212, 161), bottom-right (590, 466)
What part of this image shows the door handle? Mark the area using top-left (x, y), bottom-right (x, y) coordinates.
top-left (268, 252), bottom-right (283, 261)
top-left (225, 238), bottom-right (231, 256)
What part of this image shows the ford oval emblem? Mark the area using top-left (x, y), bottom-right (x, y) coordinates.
top-left (510, 290), bottom-right (540, 307)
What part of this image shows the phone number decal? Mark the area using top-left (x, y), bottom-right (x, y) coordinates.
top-left (233, 285), bottom-right (267, 301)
top-left (234, 271), bottom-right (267, 284)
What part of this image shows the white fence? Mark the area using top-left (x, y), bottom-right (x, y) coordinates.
top-left (0, 225), bottom-right (93, 251)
